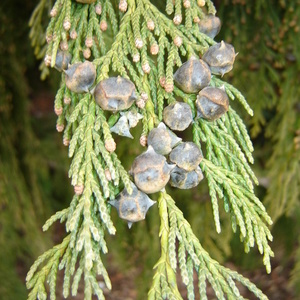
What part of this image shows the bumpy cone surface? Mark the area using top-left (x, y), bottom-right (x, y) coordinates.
top-left (198, 14), bottom-right (221, 39)
top-left (163, 102), bottom-right (193, 131)
top-left (173, 58), bottom-right (211, 93)
top-left (131, 146), bottom-right (175, 193)
top-left (170, 166), bottom-right (204, 189)
top-left (202, 41), bottom-right (236, 76)
top-left (55, 50), bottom-right (72, 72)
top-left (196, 86), bottom-right (229, 121)
top-left (65, 61), bottom-right (96, 93)
top-left (94, 76), bottom-right (137, 112)
top-left (147, 122), bottom-right (181, 155)
top-left (109, 183), bottom-right (155, 228)
top-left (169, 142), bottom-right (203, 171)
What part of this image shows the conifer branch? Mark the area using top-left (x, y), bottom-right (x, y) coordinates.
top-left (200, 159), bottom-right (274, 273)
top-left (149, 191), bottom-right (269, 300)
top-left (263, 67), bottom-right (300, 221)
top-left (27, 0), bottom-right (275, 299)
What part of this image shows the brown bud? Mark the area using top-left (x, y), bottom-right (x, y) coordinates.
top-left (95, 4), bottom-right (102, 15)
top-left (140, 135), bottom-right (147, 147)
top-left (183, 0), bottom-right (191, 8)
top-left (83, 48), bottom-right (91, 59)
top-left (135, 38), bottom-right (143, 49)
top-left (142, 62), bottom-right (151, 74)
top-left (105, 139), bottom-right (116, 153)
top-left (50, 8), bottom-right (57, 17)
top-left (64, 97), bottom-right (71, 105)
top-left (159, 77), bottom-right (166, 87)
top-left (173, 36), bottom-right (182, 47)
top-left (60, 40), bottom-right (68, 51)
top-left (119, 0), bottom-right (128, 12)
top-left (85, 37), bottom-right (93, 48)
top-left (70, 30), bottom-right (78, 40)
top-left (54, 107), bottom-right (63, 116)
top-left (147, 20), bottom-right (155, 31)
top-left (150, 44), bottom-right (159, 55)
top-left (164, 82), bottom-right (174, 93)
top-left (56, 124), bottom-right (64, 132)
top-left (63, 19), bottom-right (71, 31)
top-left (63, 138), bottom-right (70, 146)
top-left (141, 92), bottom-right (148, 101)
top-left (74, 185), bottom-right (84, 195)
top-left (136, 99), bottom-right (145, 109)
top-left (198, 0), bottom-right (205, 6)
top-left (100, 20), bottom-right (108, 31)
top-left (133, 53), bottom-right (140, 62)
top-left (193, 17), bottom-right (200, 23)
top-left (46, 34), bottom-right (52, 43)
top-left (105, 169), bottom-right (112, 181)
top-left (173, 15), bottom-right (182, 25)
top-left (44, 55), bottom-right (51, 66)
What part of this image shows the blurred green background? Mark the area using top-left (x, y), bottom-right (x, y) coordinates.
top-left (0, 0), bottom-right (299, 299)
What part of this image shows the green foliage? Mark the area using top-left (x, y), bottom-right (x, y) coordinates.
top-left (220, 0), bottom-right (300, 287)
top-left (218, 0), bottom-right (300, 221)
top-left (149, 192), bottom-right (268, 300)
top-left (27, 0), bottom-right (276, 299)
top-left (291, 234), bottom-right (300, 295)
top-left (218, 0), bottom-right (300, 292)
top-left (0, 1), bottom-right (53, 298)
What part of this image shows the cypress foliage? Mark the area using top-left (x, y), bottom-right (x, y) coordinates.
top-left (218, 1), bottom-right (300, 220)
top-left (218, 0), bottom-right (300, 293)
top-left (25, 0), bottom-right (284, 299)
